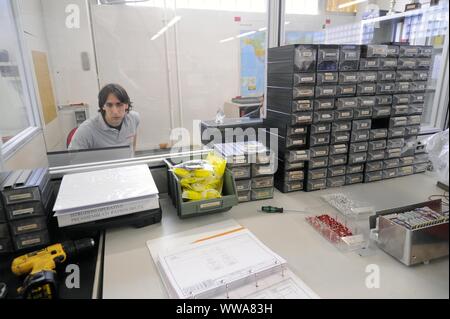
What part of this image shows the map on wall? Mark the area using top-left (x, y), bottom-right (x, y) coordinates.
top-left (285, 31), bottom-right (325, 45)
top-left (240, 31), bottom-right (266, 97)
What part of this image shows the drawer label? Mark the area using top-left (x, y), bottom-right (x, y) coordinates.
top-left (292, 128), bottom-right (306, 134)
top-left (22, 237), bottom-right (42, 246)
top-left (12, 208), bottom-right (35, 216)
top-left (17, 223), bottom-right (39, 232)
top-left (200, 201), bottom-right (222, 209)
top-left (9, 193), bottom-right (33, 201)
top-left (342, 88), bottom-right (354, 93)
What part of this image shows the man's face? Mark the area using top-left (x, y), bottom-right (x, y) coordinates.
top-left (102, 93), bottom-right (128, 127)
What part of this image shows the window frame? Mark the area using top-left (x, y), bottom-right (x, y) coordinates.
top-left (1, 0), bottom-right (43, 161)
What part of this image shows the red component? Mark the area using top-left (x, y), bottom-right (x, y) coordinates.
top-left (325, 19), bottom-right (331, 24)
top-left (312, 214), bottom-right (353, 241)
top-left (234, 16), bottom-right (241, 22)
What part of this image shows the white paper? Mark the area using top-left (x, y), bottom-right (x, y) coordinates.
top-left (157, 230), bottom-right (286, 299)
top-left (53, 164), bottom-right (159, 212)
top-left (221, 269), bottom-right (319, 299)
top-left (54, 195), bottom-right (159, 227)
top-left (150, 226), bottom-right (319, 299)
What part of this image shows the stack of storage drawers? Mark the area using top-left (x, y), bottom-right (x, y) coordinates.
top-left (0, 168), bottom-right (54, 254)
top-left (214, 142), bottom-right (275, 202)
top-left (363, 44), bottom-right (432, 182)
top-left (0, 193), bottom-right (12, 254)
top-left (266, 44), bottom-right (431, 192)
top-left (265, 44), bottom-right (316, 192)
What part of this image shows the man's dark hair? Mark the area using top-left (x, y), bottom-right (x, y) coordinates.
top-left (98, 83), bottom-right (133, 114)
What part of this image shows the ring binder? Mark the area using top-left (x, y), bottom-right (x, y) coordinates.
top-left (150, 228), bottom-right (319, 299)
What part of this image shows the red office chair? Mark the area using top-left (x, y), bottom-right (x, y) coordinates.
top-left (66, 127), bottom-right (78, 148)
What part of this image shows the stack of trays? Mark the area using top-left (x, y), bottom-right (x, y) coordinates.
top-left (266, 45), bottom-right (317, 192)
top-left (265, 44), bottom-right (431, 192)
top-left (214, 142), bottom-right (275, 202)
top-left (0, 168), bottom-right (54, 253)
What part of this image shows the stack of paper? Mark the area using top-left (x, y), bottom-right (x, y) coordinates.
top-left (149, 227), bottom-right (318, 299)
top-left (53, 164), bottom-right (159, 227)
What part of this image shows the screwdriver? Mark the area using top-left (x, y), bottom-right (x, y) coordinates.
top-left (260, 206), bottom-right (284, 213)
top-left (259, 206), bottom-right (311, 214)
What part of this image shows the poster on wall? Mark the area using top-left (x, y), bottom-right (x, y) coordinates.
top-left (32, 51), bottom-right (57, 125)
top-left (285, 31), bottom-right (325, 45)
top-left (240, 31), bottom-right (266, 97)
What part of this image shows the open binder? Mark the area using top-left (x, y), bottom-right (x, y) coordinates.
top-left (148, 227), bottom-right (318, 299)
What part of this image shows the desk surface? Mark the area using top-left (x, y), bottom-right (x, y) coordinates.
top-left (102, 173), bottom-right (449, 299)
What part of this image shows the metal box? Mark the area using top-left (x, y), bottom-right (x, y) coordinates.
top-left (374, 200), bottom-right (449, 266)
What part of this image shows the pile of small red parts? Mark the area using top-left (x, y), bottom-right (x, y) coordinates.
top-left (306, 214), bottom-right (353, 243)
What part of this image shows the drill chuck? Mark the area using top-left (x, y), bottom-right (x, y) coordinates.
top-left (62, 238), bottom-right (95, 262)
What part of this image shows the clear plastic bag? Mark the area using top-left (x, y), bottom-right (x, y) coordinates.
top-left (424, 129), bottom-right (449, 185)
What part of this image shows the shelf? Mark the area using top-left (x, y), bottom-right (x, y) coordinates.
top-left (361, 6), bottom-right (447, 25)
top-left (0, 76), bottom-right (20, 79)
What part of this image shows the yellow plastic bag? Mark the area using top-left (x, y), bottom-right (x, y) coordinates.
top-left (172, 152), bottom-right (227, 201)
top-left (182, 189), bottom-right (221, 201)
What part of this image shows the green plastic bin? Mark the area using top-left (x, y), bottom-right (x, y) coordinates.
top-left (165, 160), bottom-right (238, 219)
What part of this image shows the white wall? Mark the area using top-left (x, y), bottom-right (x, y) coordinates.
top-left (286, 12), bottom-right (357, 33)
top-left (18, 0), bottom-right (65, 151)
top-left (4, 131), bottom-right (49, 170)
top-left (41, 0), bottom-right (99, 120)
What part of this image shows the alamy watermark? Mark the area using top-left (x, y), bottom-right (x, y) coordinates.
top-left (65, 4), bottom-right (80, 29)
top-left (65, 264), bottom-right (80, 289)
top-left (365, 264), bottom-right (380, 289)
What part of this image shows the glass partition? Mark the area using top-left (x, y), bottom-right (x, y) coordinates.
top-left (283, 0), bottom-right (449, 129)
top-left (2, 0), bottom-right (267, 169)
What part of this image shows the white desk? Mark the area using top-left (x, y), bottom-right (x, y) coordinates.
top-left (102, 173), bottom-right (449, 299)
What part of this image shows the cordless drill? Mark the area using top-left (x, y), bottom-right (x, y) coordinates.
top-left (11, 238), bottom-right (95, 299)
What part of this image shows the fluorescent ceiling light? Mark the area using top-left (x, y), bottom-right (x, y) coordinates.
top-left (338, 0), bottom-right (367, 9)
top-left (150, 16), bottom-right (181, 40)
top-left (219, 37), bottom-right (235, 43)
top-left (167, 16), bottom-right (181, 27)
top-left (258, 27), bottom-right (267, 32)
top-left (236, 31), bottom-right (256, 38)
top-left (99, 0), bottom-right (148, 4)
